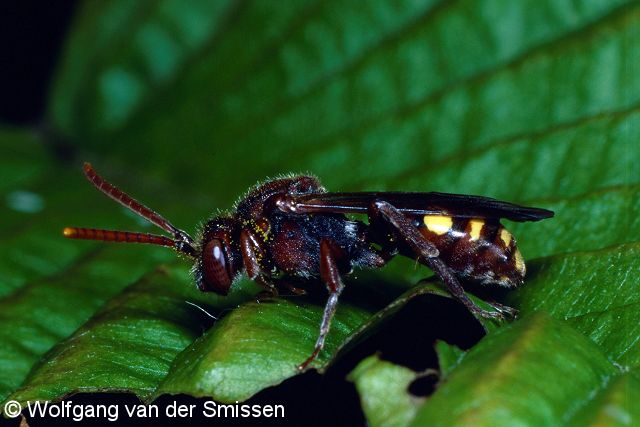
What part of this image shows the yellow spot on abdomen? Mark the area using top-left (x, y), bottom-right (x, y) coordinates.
top-left (424, 215), bottom-right (453, 235)
top-left (500, 228), bottom-right (513, 246)
top-left (514, 248), bottom-right (526, 276)
top-left (468, 219), bottom-right (484, 240)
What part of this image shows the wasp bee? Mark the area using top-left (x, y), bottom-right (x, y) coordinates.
top-left (65, 164), bottom-right (553, 369)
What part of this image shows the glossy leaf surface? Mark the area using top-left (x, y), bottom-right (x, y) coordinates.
top-left (1, 1), bottom-right (637, 424)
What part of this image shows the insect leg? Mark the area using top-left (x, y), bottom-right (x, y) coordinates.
top-left (298, 239), bottom-right (346, 371)
top-left (369, 201), bottom-right (505, 320)
top-left (240, 228), bottom-right (278, 298)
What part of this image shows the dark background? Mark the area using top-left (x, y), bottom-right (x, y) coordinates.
top-left (0, 2), bottom-right (77, 125)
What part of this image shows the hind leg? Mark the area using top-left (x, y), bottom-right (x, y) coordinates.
top-left (368, 200), bottom-right (509, 320)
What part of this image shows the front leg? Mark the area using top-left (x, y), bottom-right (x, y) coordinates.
top-left (369, 201), bottom-right (507, 320)
top-left (297, 238), bottom-right (346, 371)
top-left (240, 228), bottom-right (278, 298)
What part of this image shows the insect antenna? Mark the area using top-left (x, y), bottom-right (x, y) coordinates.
top-left (62, 163), bottom-right (197, 257)
top-left (64, 227), bottom-right (174, 247)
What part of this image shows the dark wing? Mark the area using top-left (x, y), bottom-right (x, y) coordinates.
top-left (291, 192), bottom-right (554, 222)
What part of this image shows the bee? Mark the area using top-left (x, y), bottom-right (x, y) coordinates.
top-left (64, 163), bottom-right (553, 369)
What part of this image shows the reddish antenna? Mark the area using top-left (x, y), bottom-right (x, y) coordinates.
top-left (63, 163), bottom-right (196, 257)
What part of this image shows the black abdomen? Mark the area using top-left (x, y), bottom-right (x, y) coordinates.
top-left (417, 215), bottom-right (525, 287)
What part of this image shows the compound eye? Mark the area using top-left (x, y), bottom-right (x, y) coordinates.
top-left (201, 239), bottom-right (232, 295)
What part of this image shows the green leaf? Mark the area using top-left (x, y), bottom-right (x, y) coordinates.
top-left (510, 185), bottom-right (639, 259)
top-left (349, 355), bottom-right (423, 427)
top-left (351, 315), bottom-right (639, 427)
top-left (2, 0), bottom-right (639, 423)
top-left (0, 132), bottom-right (207, 402)
top-left (567, 373), bottom-right (640, 427)
top-left (509, 242), bottom-right (640, 369)
top-left (410, 314), bottom-right (624, 427)
top-left (6, 265), bottom-right (370, 405)
top-left (434, 341), bottom-right (466, 379)
top-left (7, 265), bottom-right (252, 404)
top-left (0, 246), bottom-right (169, 402)
top-left (0, 128), bottom-right (48, 194)
top-left (48, 1), bottom-right (639, 196)
top-left (3, 257), bottom-right (501, 406)
top-left (49, 0), bottom-right (238, 137)
top-left (156, 297), bottom-right (371, 402)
